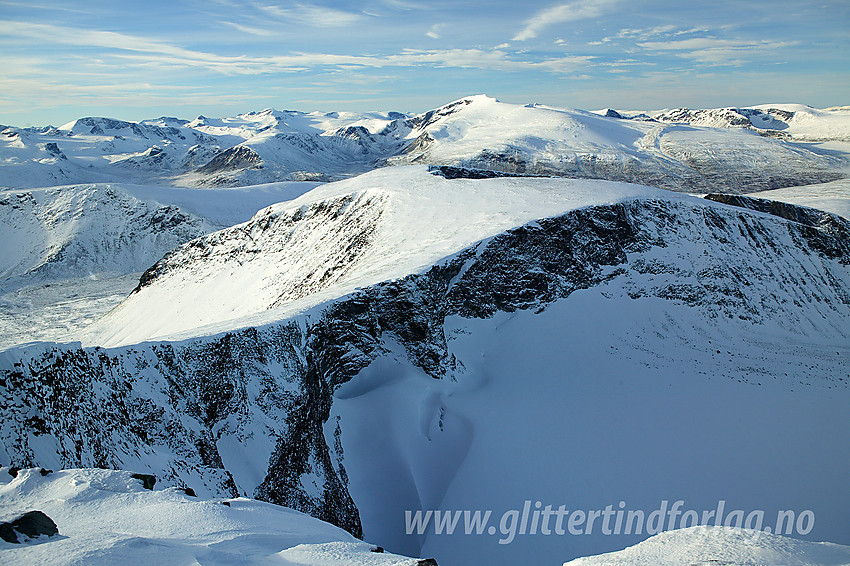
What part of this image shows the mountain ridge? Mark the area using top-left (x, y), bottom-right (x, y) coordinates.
top-left (3, 95), bottom-right (847, 192)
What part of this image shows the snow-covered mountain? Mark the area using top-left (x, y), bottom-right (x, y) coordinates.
top-left (0, 109), bottom-right (408, 189)
top-left (0, 180), bottom-right (319, 348)
top-left (2, 167), bottom-right (848, 565)
top-left (82, 166), bottom-right (679, 346)
top-left (388, 96), bottom-right (848, 192)
top-left (652, 103), bottom-right (850, 141)
top-left (0, 467), bottom-right (428, 565)
top-left (3, 96), bottom-right (848, 192)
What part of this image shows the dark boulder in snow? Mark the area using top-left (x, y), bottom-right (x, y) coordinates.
top-left (0, 510), bottom-right (59, 543)
top-left (131, 472), bottom-right (156, 490)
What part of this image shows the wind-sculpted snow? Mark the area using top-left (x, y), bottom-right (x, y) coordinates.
top-left (562, 526), bottom-right (850, 566)
top-left (1, 180), bottom-right (848, 564)
top-left (0, 467), bottom-right (426, 565)
top-left (2, 96), bottom-right (846, 191)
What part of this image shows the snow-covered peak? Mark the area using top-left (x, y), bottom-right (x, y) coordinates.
top-left (57, 116), bottom-right (135, 135)
top-left (82, 166), bottom-right (676, 346)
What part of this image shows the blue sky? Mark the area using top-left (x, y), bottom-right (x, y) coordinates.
top-left (1, 0), bottom-right (848, 125)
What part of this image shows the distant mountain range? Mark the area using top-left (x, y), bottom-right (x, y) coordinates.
top-left (2, 95), bottom-right (848, 192)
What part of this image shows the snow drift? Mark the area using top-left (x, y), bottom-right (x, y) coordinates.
top-left (562, 526), bottom-right (850, 566)
top-left (0, 467), bottom-right (426, 566)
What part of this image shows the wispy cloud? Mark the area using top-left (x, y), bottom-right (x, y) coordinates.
top-left (425, 23), bottom-right (445, 39)
top-left (638, 37), bottom-right (798, 66)
top-left (594, 25), bottom-right (718, 44)
top-left (0, 20), bottom-right (593, 77)
top-left (258, 4), bottom-right (365, 27)
top-left (513, 0), bottom-right (618, 41)
top-left (1, 20), bottom-right (238, 66)
top-left (219, 21), bottom-right (277, 36)
top-left (379, 0), bottom-right (426, 10)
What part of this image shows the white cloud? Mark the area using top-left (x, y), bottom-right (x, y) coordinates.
top-left (0, 20), bottom-right (594, 77)
top-left (638, 37), bottom-right (798, 65)
top-left (425, 23), bottom-right (444, 39)
top-left (513, 0), bottom-right (618, 41)
top-left (220, 21), bottom-right (277, 36)
top-left (258, 4), bottom-right (364, 27)
top-left (595, 25), bottom-right (714, 44)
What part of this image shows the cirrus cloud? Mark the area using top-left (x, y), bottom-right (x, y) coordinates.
top-left (513, 0), bottom-right (619, 41)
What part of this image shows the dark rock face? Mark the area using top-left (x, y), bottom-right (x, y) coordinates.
top-left (408, 99), bottom-right (473, 130)
top-left (196, 145), bottom-right (263, 174)
top-left (656, 107), bottom-right (753, 127)
top-left (428, 165), bottom-right (525, 180)
top-left (0, 511), bottom-right (59, 543)
top-left (705, 194), bottom-right (849, 237)
top-left (1, 199), bottom-right (848, 539)
top-left (43, 143), bottom-right (67, 160)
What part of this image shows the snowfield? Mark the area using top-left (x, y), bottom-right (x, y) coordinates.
top-left (745, 177), bottom-right (850, 219)
top-left (562, 526), bottom-right (850, 566)
top-left (0, 467), bottom-right (425, 566)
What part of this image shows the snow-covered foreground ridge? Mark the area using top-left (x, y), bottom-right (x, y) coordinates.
top-left (562, 526), bottom-right (850, 566)
top-left (2, 168), bottom-right (849, 564)
top-left (2, 95), bottom-right (847, 192)
top-left (84, 166), bottom-right (679, 346)
top-left (82, 165), bottom-right (850, 347)
top-left (0, 467), bottom-right (426, 566)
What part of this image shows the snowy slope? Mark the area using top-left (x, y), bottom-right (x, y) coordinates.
top-left (81, 166), bottom-right (678, 347)
top-left (0, 467), bottom-right (424, 566)
top-left (562, 526), bottom-right (850, 566)
top-left (0, 184), bottom-right (215, 289)
top-left (0, 181), bottom-right (318, 349)
top-left (336, 295), bottom-right (849, 564)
